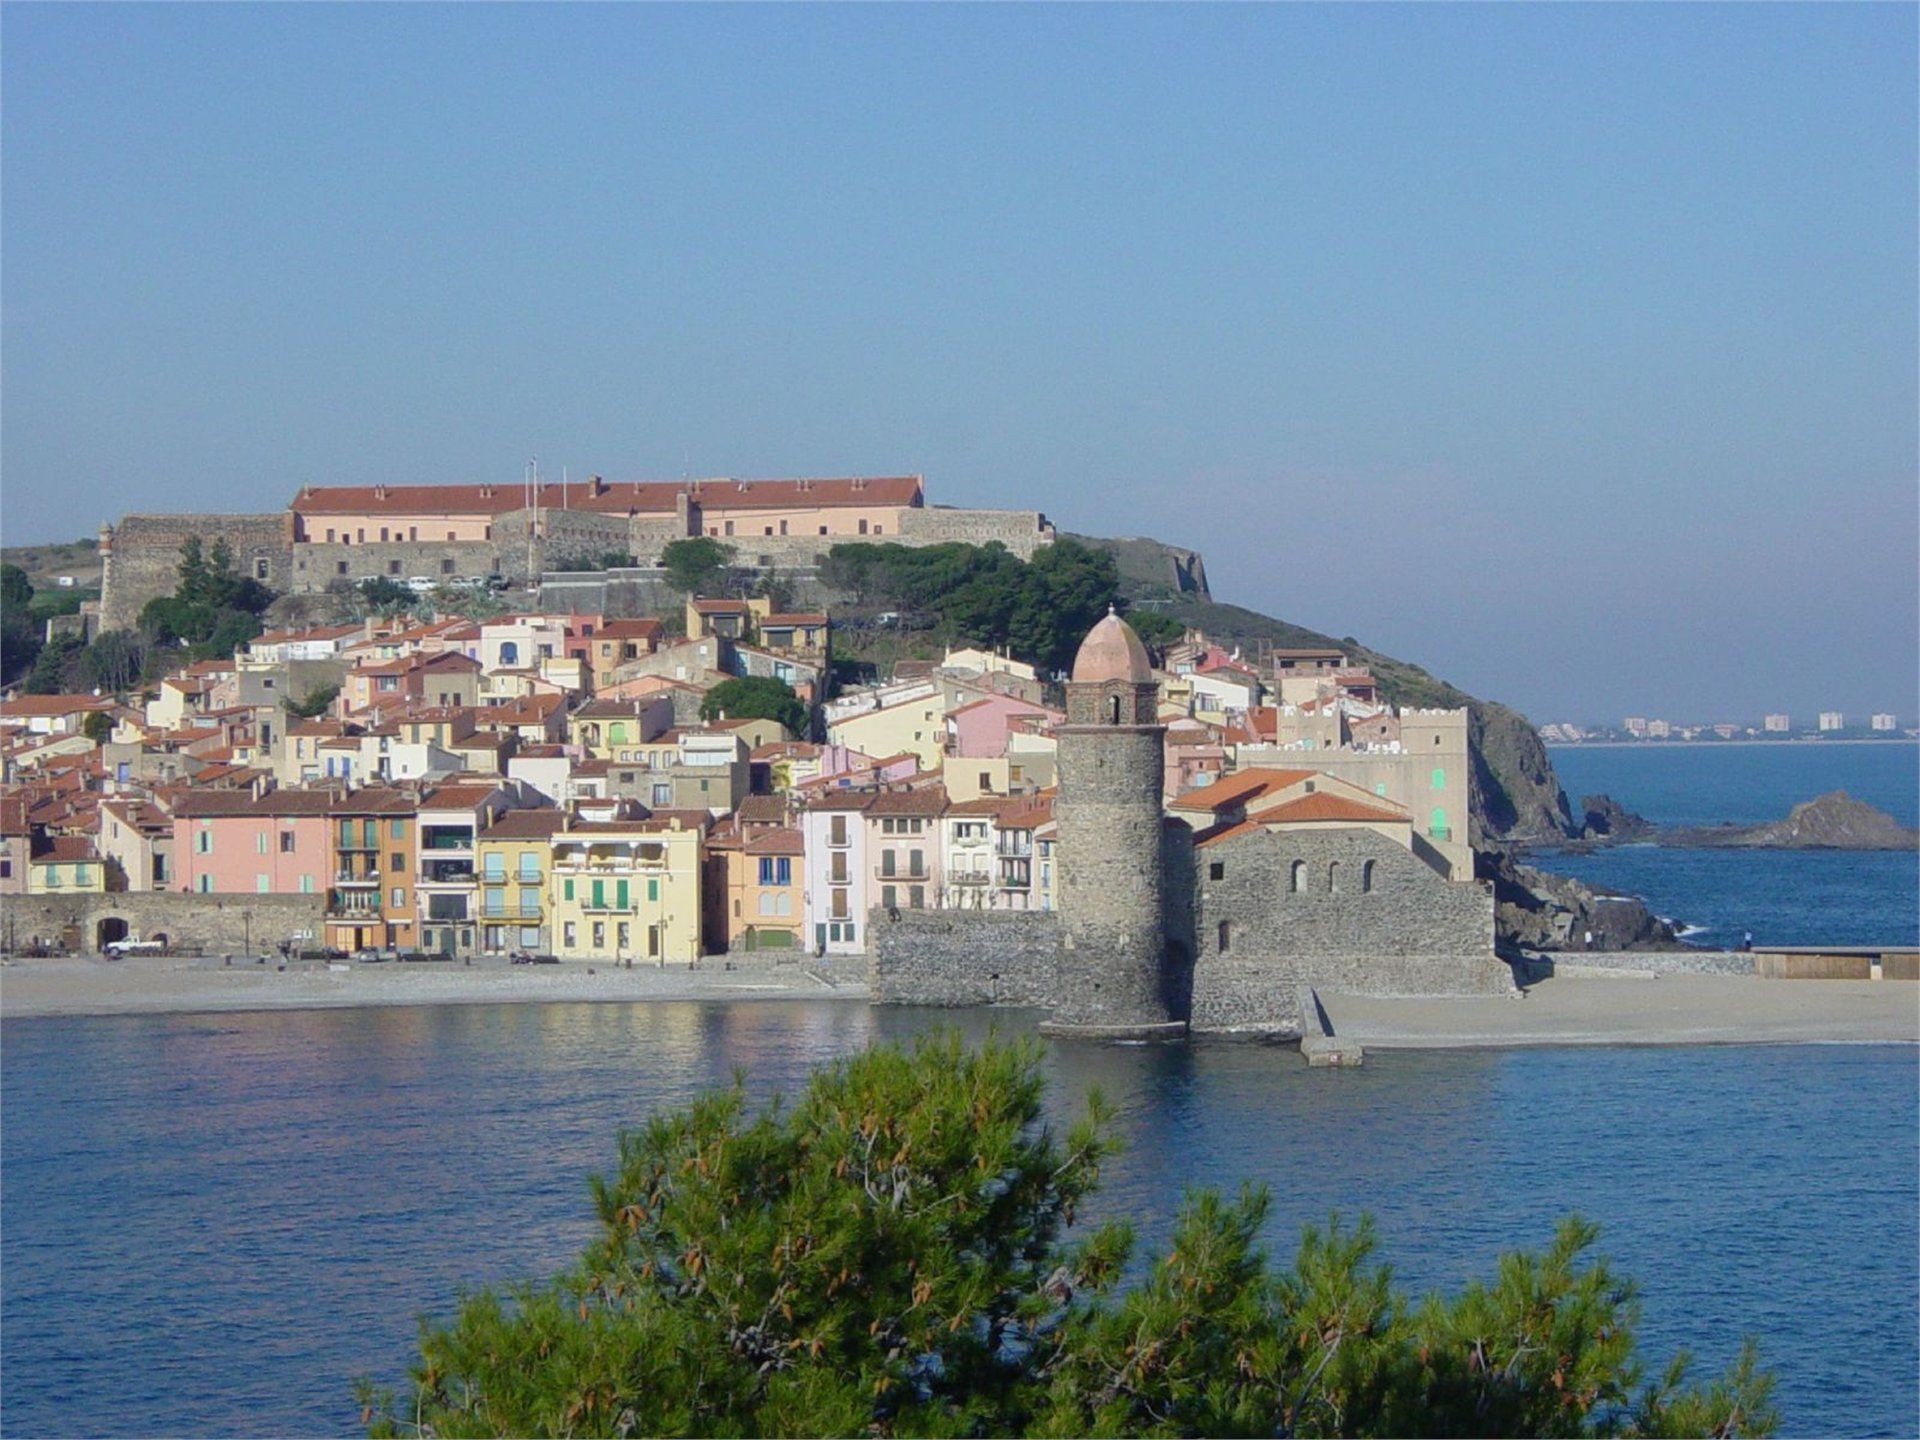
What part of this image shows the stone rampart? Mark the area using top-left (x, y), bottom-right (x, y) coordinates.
top-left (898, 506), bottom-right (1056, 559)
top-left (291, 541), bottom-right (512, 591)
top-left (2, 893), bottom-right (328, 956)
top-left (868, 908), bottom-right (1059, 1007)
top-left (100, 514), bottom-right (294, 631)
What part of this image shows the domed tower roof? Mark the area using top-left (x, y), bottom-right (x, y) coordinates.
top-left (1071, 608), bottom-right (1153, 685)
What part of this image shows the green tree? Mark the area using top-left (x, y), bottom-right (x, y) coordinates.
top-left (24, 636), bottom-right (85, 694)
top-left (82, 629), bottom-right (148, 693)
top-left (285, 683), bottom-right (340, 719)
top-left (662, 537), bottom-right (737, 596)
top-left (81, 708), bottom-right (114, 744)
top-left (357, 576), bottom-right (416, 611)
top-left (0, 607), bottom-right (42, 685)
top-left (366, 1036), bottom-right (1774, 1440)
top-left (0, 562), bottom-right (33, 611)
top-left (698, 675), bottom-right (807, 736)
top-left (1124, 608), bottom-right (1184, 648)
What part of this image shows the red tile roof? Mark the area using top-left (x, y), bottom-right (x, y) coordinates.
top-left (1248, 792), bottom-right (1409, 825)
top-left (293, 476), bottom-right (923, 518)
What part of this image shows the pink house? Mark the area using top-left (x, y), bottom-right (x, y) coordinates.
top-left (944, 695), bottom-right (1062, 759)
top-left (170, 790), bottom-right (335, 896)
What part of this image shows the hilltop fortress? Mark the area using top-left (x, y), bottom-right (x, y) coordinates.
top-left (98, 475), bottom-right (1054, 630)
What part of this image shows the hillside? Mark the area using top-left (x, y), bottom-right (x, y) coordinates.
top-left (1072, 533), bottom-right (1576, 844)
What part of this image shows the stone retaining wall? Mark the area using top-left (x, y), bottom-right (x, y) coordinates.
top-left (2, 893), bottom-right (329, 956)
top-left (868, 908), bottom-right (1058, 1007)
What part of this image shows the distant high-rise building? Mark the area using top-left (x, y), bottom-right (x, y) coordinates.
top-left (1763, 714), bottom-right (1790, 733)
top-left (1818, 711), bottom-right (1844, 732)
top-left (1623, 717), bottom-right (1648, 737)
top-left (1647, 719), bottom-right (1672, 739)
top-left (1712, 723), bottom-right (1738, 739)
top-left (1871, 713), bottom-right (1898, 732)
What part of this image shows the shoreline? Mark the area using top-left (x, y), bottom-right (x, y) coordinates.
top-left (4, 956), bottom-right (1915, 1049)
top-left (0, 954), bottom-right (870, 1022)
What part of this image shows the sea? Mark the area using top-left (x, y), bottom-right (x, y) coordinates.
top-left (2, 742), bottom-right (1917, 1439)
top-left (1534, 741), bottom-right (1919, 947)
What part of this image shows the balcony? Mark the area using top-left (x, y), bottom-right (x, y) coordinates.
top-left (421, 860), bottom-right (475, 885)
top-left (335, 871), bottom-right (380, 887)
top-left (326, 893), bottom-right (382, 919)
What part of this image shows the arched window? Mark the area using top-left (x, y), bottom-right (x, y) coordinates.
top-left (1431, 767), bottom-right (1446, 789)
top-left (500, 641), bottom-right (519, 666)
top-left (1362, 859), bottom-right (1376, 894)
top-left (1108, 693), bottom-right (1121, 725)
top-left (1328, 861), bottom-right (1341, 893)
top-left (1217, 920), bottom-right (1231, 953)
top-left (1289, 859), bottom-right (1306, 894)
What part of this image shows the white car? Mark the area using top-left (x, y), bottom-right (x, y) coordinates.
top-left (405, 576), bottom-right (436, 594)
top-left (105, 939), bottom-right (165, 957)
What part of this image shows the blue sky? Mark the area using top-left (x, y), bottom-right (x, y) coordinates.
top-left (4, 3), bottom-right (1914, 725)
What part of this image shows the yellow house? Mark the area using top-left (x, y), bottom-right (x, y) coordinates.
top-left (475, 809), bottom-right (569, 955)
top-left (568, 698), bottom-right (673, 760)
top-left (549, 815), bottom-right (705, 963)
top-left (28, 836), bottom-right (108, 895)
top-left (826, 693), bottom-right (948, 772)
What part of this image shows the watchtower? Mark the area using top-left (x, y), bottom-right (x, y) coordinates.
top-left (1044, 608), bottom-right (1185, 1038)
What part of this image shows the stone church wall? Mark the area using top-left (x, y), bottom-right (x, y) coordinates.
top-left (1189, 827), bottom-right (1508, 1033)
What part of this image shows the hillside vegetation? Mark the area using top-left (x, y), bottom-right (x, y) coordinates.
top-left (1072, 534), bottom-right (1575, 843)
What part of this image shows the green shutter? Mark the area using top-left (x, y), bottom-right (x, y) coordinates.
top-left (616, 879), bottom-right (629, 909)
top-left (647, 878), bottom-right (659, 903)
top-left (591, 879), bottom-right (605, 909)
top-left (563, 878), bottom-right (574, 901)
top-left (1431, 767), bottom-right (1445, 789)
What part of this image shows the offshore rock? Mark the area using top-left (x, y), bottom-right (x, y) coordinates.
top-left (1666, 791), bottom-right (1919, 851)
top-left (1579, 793), bottom-right (1657, 841)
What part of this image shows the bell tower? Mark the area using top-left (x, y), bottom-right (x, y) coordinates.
top-left (1044, 608), bottom-right (1185, 1038)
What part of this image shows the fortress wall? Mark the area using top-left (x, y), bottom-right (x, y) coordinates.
top-left (536, 509), bottom-right (637, 564)
top-left (2, 892), bottom-right (328, 956)
top-left (897, 507), bottom-right (1056, 558)
top-left (625, 515), bottom-right (690, 562)
top-left (289, 541), bottom-right (508, 591)
top-left (1189, 828), bottom-right (1506, 1034)
top-left (100, 514), bottom-right (294, 631)
top-left (868, 908), bottom-right (1059, 1007)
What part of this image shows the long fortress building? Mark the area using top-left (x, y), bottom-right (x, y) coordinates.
top-left (98, 475), bottom-right (1054, 630)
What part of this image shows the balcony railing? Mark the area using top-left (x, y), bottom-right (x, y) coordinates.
top-left (335, 871), bottom-right (380, 886)
top-left (421, 861), bottom-right (475, 884)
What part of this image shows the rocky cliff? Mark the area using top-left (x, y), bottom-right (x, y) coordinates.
top-left (1077, 534), bottom-right (1576, 844)
top-left (1666, 791), bottom-right (1918, 850)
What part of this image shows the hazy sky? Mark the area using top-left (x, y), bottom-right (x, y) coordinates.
top-left (4, 4), bottom-right (1914, 725)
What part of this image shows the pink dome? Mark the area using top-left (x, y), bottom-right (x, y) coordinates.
top-left (1071, 610), bottom-right (1153, 685)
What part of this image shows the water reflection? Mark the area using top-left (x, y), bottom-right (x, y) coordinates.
top-left (3, 1006), bottom-right (1914, 1438)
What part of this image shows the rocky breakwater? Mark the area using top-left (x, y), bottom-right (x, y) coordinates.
top-left (1479, 847), bottom-right (1682, 953)
top-left (1665, 791), bottom-right (1919, 851)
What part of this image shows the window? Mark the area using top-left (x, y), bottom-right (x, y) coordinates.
top-left (299, 875), bottom-right (314, 894)
top-left (881, 885), bottom-right (897, 910)
top-left (881, 851), bottom-right (897, 877)
top-left (482, 853), bottom-right (506, 880)
top-left (563, 879), bottom-right (574, 901)
top-left (336, 561), bottom-right (349, 576)
top-left (616, 879), bottom-right (630, 909)
top-left (196, 830), bottom-right (212, 854)
top-left (979, 771), bottom-right (991, 789)
top-left (563, 922), bottom-right (576, 948)
top-left (1430, 808), bottom-right (1449, 839)
top-left (391, 851), bottom-right (404, 872)
top-left (392, 887), bottom-right (405, 908)
top-left (831, 888), bottom-right (849, 919)
top-left (758, 857), bottom-right (792, 886)
top-left (1217, 920), bottom-right (1231, 952)
top-left (1209, 861), bottom-right (1224, 881)
top-left (1431, 767), bottom-right (1446, 789)
top-left (909, 886), bottom-right (924, 909)
top-left (1289, 859), bottom-right (1306, 894)
top-left (829, 815), bottom-right (848, 846)
top-left (255, 558), bottom-right (270, 580)
top-left (647, 878), bottom-right (659, 903)
top-left (1361, 860), bottom-right (1376, 894)
top-left (592, 921), bottom-right (605, 949)
top-left (256, 833), bottom-right (268, 855)
top-left (197, 874), bottom-right (212, 894)
top-left (1328, 861), bottom-right (1341, 894)
top-left (441, 558), bottom-right (455, 575)
top-left (518, 855), bottom-right (540, 883)
top-left (280, 831), bottom-right (296, 854)
top-left (908, 849), bottom-right (924, 877)
top-left (389, 559), bottom-right (402, 575)
top-left (858, 519), bottom-right (869, 535)
top-left (256, 875), bottom-right (270, 894)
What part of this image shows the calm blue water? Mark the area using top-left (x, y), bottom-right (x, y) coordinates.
top-left (3, 1004), bottom-right (1915, 1439)
top-left (1537, 743), bottom-right (1919, 946)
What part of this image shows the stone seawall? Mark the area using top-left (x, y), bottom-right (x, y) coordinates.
top-left (3, 893), bottom-right (329, 956)
top-left (868, 908), bottom-right (1058, 1007)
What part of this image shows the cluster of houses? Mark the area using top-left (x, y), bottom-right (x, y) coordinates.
top-left (2, 592), bottom-right (1473, 963)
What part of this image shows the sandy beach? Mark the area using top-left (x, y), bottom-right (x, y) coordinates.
top-left (3, 952), bottom-right (1914, 1047)
top-left (1320, 973), bottom-right (1920, 1048)
top-left (0, 954), bottom-right (869, 1021)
